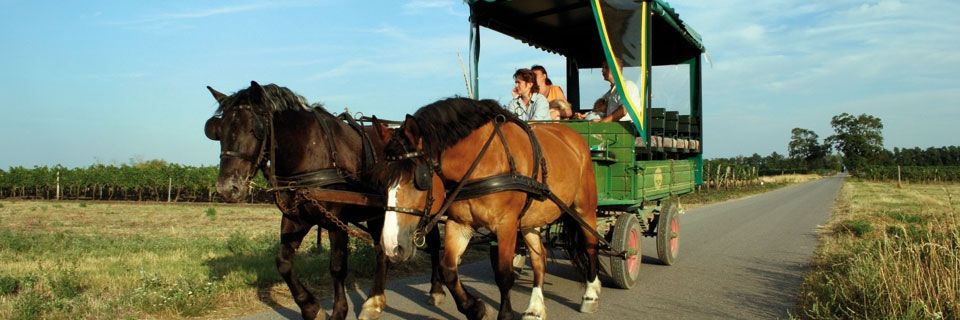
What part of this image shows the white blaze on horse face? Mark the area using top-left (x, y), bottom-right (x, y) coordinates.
top-left (382, 181), bottom-right (401, 259)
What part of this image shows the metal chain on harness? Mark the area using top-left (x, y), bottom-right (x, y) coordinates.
top-left (249, 108), bottom-right (375, 245)
top-left (301, 191), bottom-right (374, 244)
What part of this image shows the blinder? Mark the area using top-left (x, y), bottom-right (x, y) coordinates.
top-left (252, 116), bottom-right (266, 140)
top-left (204, 117), bottom-right (222, 141)
top-left (413, 163), bottom-right (433, 191)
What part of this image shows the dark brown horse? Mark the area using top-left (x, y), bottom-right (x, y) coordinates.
top-left (373, 98), bottom-right (601, 320)
top-left (203, 81), bottom-right (444, 320)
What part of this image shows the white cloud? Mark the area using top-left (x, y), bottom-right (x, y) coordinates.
top-left (402, 0), bottom-right (464, 16)
top-left (662, 0), bottom-right (960, 157)
top-left (738, 24), bottom-right (766, 42)
top-left (109, 1), bottom-right (328, 27)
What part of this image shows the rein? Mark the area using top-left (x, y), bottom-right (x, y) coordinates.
top-left (387, 115), bottom-right (549, 246)
top-left (387, 115), bottom-right (617, 251)
top-left (220, 105), bottom-right (380, 242)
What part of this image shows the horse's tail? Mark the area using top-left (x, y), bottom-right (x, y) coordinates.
top-left (559, 213), bottom-right (591, 283)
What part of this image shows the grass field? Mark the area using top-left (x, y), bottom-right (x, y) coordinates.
top-left (0, 201), bottom-right (439, 319)
top-left (0, 174), bottom-right (818, 319)
top-left (796, 180), bottom-right (960, 319)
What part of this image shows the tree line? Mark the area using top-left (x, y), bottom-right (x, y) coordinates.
top-left (709, 112), bottom-right (959, 182)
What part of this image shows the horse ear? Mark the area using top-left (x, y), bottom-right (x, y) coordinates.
top-left (401, 114), bottom-right (422, 150)
top-left (207, 86), bottom-right (227, 103)
top-left (372, 116), bottom-right (393, 142)
top-left (249, 81), bottom-right (265, 100)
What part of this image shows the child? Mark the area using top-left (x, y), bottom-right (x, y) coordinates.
top-left (576, 98), bottom-right (606, 121)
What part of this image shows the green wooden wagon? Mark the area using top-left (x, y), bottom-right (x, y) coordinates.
top-left (466, 0), bottom-right (705, 289)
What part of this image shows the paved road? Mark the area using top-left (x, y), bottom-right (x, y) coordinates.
top-left (241, 175), bottom-right (843, 319)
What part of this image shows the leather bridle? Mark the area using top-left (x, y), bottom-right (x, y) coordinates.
top-left (217, 105), bottom-right (275, 187)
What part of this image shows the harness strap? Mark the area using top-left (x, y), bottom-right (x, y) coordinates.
top-left (273, 168), bottom-right (349, 190)
top-left (314, 108), bottom-right (341, 169)
top-left (494, 125), bottom-right (518, 174)
top-left (542, 190), bottom-right (615, 250)
top-left (267, 111), bottom-right (280, 188)
top-left (339, 112), bottom-right (378, 174)
top-left (450, 174), bottom-right (549, 201)
top-left (416, 117), bottom-right (505, 239)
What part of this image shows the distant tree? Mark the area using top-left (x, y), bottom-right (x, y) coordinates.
top-left (825, 113), bottom-right (884, 173)
top-left (788, 128), bottom-right (830, 169)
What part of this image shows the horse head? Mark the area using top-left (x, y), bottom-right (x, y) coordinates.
top-left (204, 81), bottom-right (271, 203)
top-left (376, 115), bottom-right (446, 263)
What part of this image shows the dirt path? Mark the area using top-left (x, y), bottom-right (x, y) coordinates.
top-left (240, 176), bottom-right (843, 319)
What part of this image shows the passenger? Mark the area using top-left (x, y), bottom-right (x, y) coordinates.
top-left (548, 104), bottom-right (561, 120)
top-left (575, 98), bottom-right (606, 121)
top-left (598, 58), bottom-right (639, 122)
top-left (531, 65), bottom-right (567, 103)
top-left (507, 68), bottom-right (550, 121)
top-left (549, 99), bottom-right (574, 120)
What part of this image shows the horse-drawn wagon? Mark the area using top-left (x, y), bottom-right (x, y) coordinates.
top-left (466, 0), bottom-right (705, 289)
top-left (203, 1), bottom-right (704, 318)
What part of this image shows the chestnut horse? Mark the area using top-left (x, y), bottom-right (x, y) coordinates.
top-left (203, 82), bottom-right (444, 320)
top-left (373, 98), bottom-right (600, 320)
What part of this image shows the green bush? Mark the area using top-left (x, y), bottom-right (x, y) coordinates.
top-left (885, 211), bottom-right (925, 224)
top-left (839, 219), bottom-right (874, 237)
top-left (0, 275), bottom-right (19, 295)
top-left (12, 290), bottom-right (46, 320)
top-left (224, 232), bottom-right (255, 256)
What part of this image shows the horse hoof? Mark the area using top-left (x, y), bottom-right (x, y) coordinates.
top-left (358, 307), bottom-right (383, 320)
top-left (301, 304), bottom-right (325, 320)
top-left (429, 292), bottom-right (445, 306)
top-left (521, 312), bottom-right (546, 320)
top-left (579, 298), bottom-right (599, 313)
top-left (481, 305), bottom-right (497, 320)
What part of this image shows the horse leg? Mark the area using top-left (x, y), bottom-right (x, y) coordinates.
top-left (327, 228), bottom-right (350, 320)
top-left (359, 218), bottom-right (387, 320)
top-left (578, 224), bottom-right (601, 314)
top-left (426, 226), bottom-right (446, 306)
top-left (491, 226), bottom-right (518, 320)
top-left (521, 227), bottom-right (547, 320)
top-left (277, 217), bottom-right (324, 320)
top-left (442, 221), bottom-right (489, 320)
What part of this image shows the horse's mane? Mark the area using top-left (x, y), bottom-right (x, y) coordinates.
top-left (411, 97), bottom-right (520, 159)
top-left (215, 83), bottom-right (329, 116)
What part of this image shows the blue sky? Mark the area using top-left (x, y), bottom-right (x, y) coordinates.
top-left (1, 0), bottom-right (957, 168)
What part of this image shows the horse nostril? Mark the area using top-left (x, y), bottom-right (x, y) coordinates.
top-left (393, 246), bottom-right (404, 258)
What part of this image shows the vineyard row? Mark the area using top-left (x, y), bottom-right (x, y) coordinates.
top-left (0, 164), bottom-right (268, 202)
top-left (854, 165), bottom-right (960, 183)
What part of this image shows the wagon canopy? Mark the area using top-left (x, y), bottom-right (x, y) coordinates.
top-left (468, 0), bottom-right (705, 68)
top-left (467, 0), bottom-right (705, 135)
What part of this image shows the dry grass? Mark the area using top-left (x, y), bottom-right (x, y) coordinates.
top-left (0, 200), bottom-right (438, 319)
top-left (796, 181), bottom-right (960, 319)
top-left (681, 174), bottom-right (824, 210)
top-left (759, 173), bottom-right (822, 185)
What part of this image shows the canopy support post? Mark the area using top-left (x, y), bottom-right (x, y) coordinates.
top-left (566, 58), bottom-right (580, 109)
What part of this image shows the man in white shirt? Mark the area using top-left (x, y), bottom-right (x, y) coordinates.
top-left (598, 58), bottom-right (639, 122)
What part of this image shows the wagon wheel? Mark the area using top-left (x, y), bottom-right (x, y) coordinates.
top-left (656, 201), bottom-right (680, 265)
top-left (607, 213), bottom-right (641, 289)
